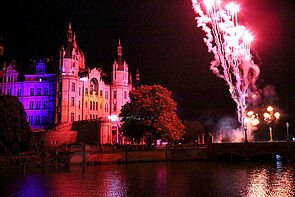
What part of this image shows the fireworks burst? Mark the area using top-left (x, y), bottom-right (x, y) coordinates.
top-left (192, 0), bottom-right (260, 128)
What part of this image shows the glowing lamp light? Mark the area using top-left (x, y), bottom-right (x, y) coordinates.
top-left (247, 111), bottom-right (254, 116)
top-left (252, 119), bottom-right (259, 126)
top-left (108, 115), bottom-right (118, 122)
top-left (244, 117), bottom-right (249, 124)
top-left (80, 77), bottom-right (87, 81)
top-left (267, 106), bottom-right (274, 112)
top-left (274, 112), bottom-right (280, 119)
top-left (264, 112), bottom-right (270, 119)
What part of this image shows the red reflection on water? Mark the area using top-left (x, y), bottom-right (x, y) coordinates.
top-left (246, 161), bottom-right (295, 197)
top-left (49, 165), bottom-right (127, 196)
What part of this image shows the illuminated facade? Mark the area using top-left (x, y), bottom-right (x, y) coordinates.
top-left (0, 24), bottom-right (138, 145)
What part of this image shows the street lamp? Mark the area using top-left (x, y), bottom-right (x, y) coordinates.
top-left (244, 111), bottom-right (259, 143)
top-left (108, 114), bottom-right (119, 144)
top-left (286, 122), bottom-right (290, 142)
top-left (263, 105), bottom-right (280, 142)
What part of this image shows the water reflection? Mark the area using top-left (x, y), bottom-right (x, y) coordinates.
top-left (1, 161), bottom-right (295, 197)
top-left (51, 165), bottom-right (128, 196)
top-left (12, 174), bottom-right (49, 197)
top-left (246, 161), bottom-right (295, 197)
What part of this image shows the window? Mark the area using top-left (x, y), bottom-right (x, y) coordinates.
top-left (17, 89), bottom-right (22, 97)
top-left (28, 116), bottom-right (33, 125)
top-left (96, 102), bottom-right (98, 110)
top-left (71, 113), bottom-right (74, 121)
top-left (90, 101), bottom-right (92, 110)
top-left (105, 91), bottom-right (108, 99)
top-left (30, 88), bottom-right (34, 96)
top-left (36, 116), bottom-right (40, 125)
top-left (29, 101), bottom-right (34, 110)
top-left (44, 88), bottom-right (48, 95)
top-left (37, 88), bottom-right (41, 96)
top-left (78, 115), bottom-right (80, 121)
top-left (7, 89), bottom-right (11, 95)
top-left (71, 97), bottom-right (74, 106)
top-left (90, 114), bottom-right (92, 119)
top-left (113, 104), bottom-right (116, 112)
top-left (72, 83), bottom-right (75, 92)
top-left (85, 88), bottom-right (88, 94)
top-left (79, 87), bottom-right (81, 96)
top-left (36, 101), bottom-right (41, 109)
top-left (100, 103), bottom-right (102, 110)
top-left (79, 100), bottom-right (81, 109)
top-left (105, 104), bottom-right (108, 112)
top-left (42, 116), bottom-right (47, 125)
top-left (100, 90), bottom-right (103, 97)
top-left (113, 90), bottom-right (117, 99)
top-left (124, 91), bottom-right (128, 99)
top-left (43, 101), bottom-right (48, 109)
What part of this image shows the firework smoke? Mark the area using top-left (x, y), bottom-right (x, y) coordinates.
top-left (192, 0), bottom-right (260, 128)
top-left (214, 116), bottom-right (256, 143)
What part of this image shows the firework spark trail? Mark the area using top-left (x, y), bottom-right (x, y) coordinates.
top-left (192, 0), bottom-right (260, 128)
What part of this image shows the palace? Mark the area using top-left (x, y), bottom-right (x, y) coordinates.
top-left (0, 24), bottom-right (140, 146)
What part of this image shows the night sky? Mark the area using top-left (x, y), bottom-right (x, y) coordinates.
top-left (1, 0), bottom-right (295, 127)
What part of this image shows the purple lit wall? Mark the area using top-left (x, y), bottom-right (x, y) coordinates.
top-left (0, 61), bottom-right (56, 131)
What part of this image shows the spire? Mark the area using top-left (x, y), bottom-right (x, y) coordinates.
top-left (67, 22), bottom-right (73, 42)
top-left (116, 38), bottom-right (124, 70)
top-left (117, 38), bottom-right (122, 57)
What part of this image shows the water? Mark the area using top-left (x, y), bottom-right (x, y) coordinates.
top-left (1, 160), bottom-right (295, 197)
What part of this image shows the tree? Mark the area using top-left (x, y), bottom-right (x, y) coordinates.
top-left (183, 120), bottom-right (205, 144)
top-left (0, 95), bottom-right (33, 155)
top-left (120, 85), bottom-right (184, 145)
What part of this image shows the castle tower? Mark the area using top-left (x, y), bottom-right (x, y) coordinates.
top-left (56, 23), bottom-right (84, 123)
top-left (111, 39), bottom-right (130, 116)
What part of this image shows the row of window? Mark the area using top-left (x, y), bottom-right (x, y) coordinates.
top-left (0, 88), bottom-right (49, 97)
top-left (70, 113), bottom-right (100, 121)
top-left (2, 75), bottom-right (17, 83)
top-left (71, 97), bottom-right (110, 112)
top-left (30, 88), bottom-right (49, 96)
top-left (29, 101), bottom-right (49, 110)
top-left (71, 83), bottom-right (128, 100)
top-left (27, 115), bottom-right (47, 125)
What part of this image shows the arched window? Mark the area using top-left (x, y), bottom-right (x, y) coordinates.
top-left (90, 78), bottom-right (99, 95)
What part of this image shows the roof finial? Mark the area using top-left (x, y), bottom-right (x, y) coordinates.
top-left (69, 22), bottom-right (72, 30)
top-left (119, 39), bottom-right (121, 46)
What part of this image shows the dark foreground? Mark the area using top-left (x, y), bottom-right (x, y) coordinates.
top-left (1, 160), bottom-right (295, 197)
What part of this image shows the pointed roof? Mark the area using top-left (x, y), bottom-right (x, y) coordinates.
top-left (117, 39), bottom-right (124, 71)
top-left (63, 23), bottom-right (83, 58)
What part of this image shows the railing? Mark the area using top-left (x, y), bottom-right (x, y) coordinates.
top-left (60, 143), bottom-right (208, 154)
